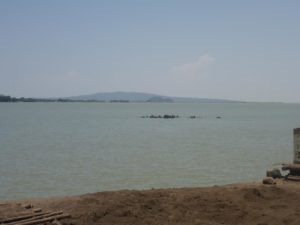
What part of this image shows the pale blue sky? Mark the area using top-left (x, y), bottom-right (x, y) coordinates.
top-left (0, 0), bottom-right (299, 102)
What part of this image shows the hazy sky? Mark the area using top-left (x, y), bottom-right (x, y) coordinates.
top-left (1, 1), bottom-right (299, 102)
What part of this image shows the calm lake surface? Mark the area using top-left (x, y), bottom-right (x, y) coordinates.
top-left (1, 102), bottom-right (300, 200)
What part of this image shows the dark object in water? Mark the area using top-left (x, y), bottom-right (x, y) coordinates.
top-left (163, 114), bottom-right (178, 119)
top-left (149, 115), bottom-right (162, 118)
top-left (142, 114), bottom-right (179, 119)
top-left (216, 116), bottom-right (222, 119)
top-left (266, 169), bottom-right (282, 179)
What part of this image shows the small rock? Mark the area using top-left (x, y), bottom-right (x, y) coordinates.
top-left (22, 203), bottom-right (33, 209)
top-left (262, 177), bottom-right (276, 185)
top-left (33, 208), bottom-right (42, 213)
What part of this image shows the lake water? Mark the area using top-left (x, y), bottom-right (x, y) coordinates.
top-left (0, 102), bottom-right (300, 200)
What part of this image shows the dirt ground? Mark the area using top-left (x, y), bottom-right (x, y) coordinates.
top-left (1, 179), bottom-right (300, 225)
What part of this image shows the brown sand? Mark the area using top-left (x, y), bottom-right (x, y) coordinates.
top-left (1, 179), bottom-right (300, 225)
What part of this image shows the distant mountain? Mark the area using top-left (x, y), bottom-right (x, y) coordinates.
top-left (146, 96), bottom-right (174, 103)
top-left (68, 92), bottom-right (241, 103)
top-left (68, 92), bottom-right (160, 102)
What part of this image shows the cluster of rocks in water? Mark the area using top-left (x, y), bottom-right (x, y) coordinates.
top-left (141, 114), bottom-right (222, 119)
top-left (141, 114), bottom-right (179, 119)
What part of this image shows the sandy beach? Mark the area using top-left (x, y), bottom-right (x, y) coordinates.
top-left (1, 179), bottom-right (300, 225)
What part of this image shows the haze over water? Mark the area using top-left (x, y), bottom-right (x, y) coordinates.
top-left (1, 102), bottom-right (299, 200)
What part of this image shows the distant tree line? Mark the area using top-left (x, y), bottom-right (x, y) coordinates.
top-left (110, 100), bottom-right (130, 102)
top-left (0, 95), bottom-right (18, 102)
top-left (0, 94), bottom-right (126, 103)
top-left (0, 94), bottom-right (63, 102)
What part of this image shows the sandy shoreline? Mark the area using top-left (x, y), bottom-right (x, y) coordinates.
top-left (1, 180), bottom-right (300, 225)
